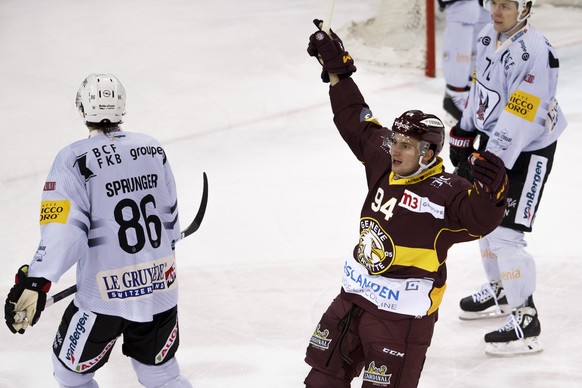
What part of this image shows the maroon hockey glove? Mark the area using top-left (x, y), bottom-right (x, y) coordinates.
top-left (307, 19), bottom-right (356, 83)
top-left (471, 151), bottom-right (508, 203)
top-left (4, 265), bottom-right (51, 334)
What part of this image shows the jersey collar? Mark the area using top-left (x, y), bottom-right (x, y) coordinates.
top-left (389, 157), bottom-right (445, 185)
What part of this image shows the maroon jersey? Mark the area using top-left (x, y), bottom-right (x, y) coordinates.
top-left (330, 78), bottom-right (506, 318)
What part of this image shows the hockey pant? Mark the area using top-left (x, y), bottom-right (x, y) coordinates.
top-left (479, 226), bottom-right (536, 308)
top-left (442, 0), bottom-right (490, 89)
top-left (52, 300), bottom-right (191, 387)
top-left (304, 293), bottom-right (436, 388)
top-left (477, 142), bottom-right (557, 307)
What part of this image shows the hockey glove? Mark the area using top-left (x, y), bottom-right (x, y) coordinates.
top-left (307, 19), bottom-right (356, 83)
top-left (471, 151), bottom-right (508, 203)
top-left (5, 265), bottom-right (51, 334)
top-left (449, 125), bottom-right (477, 181)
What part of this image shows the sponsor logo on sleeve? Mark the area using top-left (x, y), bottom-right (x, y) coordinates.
top-left (360, 107), bottom-right (381, 126)
top-left (33, 242), bottom-right (47, 262)
top-left (40, 200), bottom-right (71, 224)
top-left (43, 181), bottom-right (56, 191)
top-left (504, 89), bottom-right (540, 122)
top-left (524, 73), bottom-right (535, 83)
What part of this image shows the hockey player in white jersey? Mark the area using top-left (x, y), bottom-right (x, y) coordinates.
top-left (4, 74), bottom-right (193, 387)
top-left (448, 0), bottom-right (567, 356)
top-left (439, 0), bottom-right (491, 125)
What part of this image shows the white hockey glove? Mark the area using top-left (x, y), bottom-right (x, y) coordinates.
top-left (4, 265), bottom-right (51, 334)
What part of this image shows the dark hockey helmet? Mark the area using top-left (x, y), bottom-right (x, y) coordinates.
top-left (389, 110), bottom-right (445, 157)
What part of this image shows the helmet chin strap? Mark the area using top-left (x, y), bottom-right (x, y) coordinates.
top-left (499, 4), bottom-right (532, 36)
top-left (396, 151), bottom-right (437, 179)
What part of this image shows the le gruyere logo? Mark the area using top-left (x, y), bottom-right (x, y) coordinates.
top-left (504, 89), bottom-right (540, 122)
top-left (40, 200), bottom-right (71, 224)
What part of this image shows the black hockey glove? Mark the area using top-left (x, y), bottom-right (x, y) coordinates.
top-left (307, 19), bottom-right (356, 83)
top-left (449, 125), bottom-right (477, 181)
top-left (5, 265), bottom-right (51, 334)
top-left (471, 151), bottom-right (508, 203)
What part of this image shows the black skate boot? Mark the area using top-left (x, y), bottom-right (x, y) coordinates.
top-left (484, 296), bottom-right (543, 356)
top-left (459, 280), bottom-right (510, 320)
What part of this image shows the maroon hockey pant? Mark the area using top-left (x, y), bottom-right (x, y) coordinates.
top-left (304, 294), bottom-right (437, 388)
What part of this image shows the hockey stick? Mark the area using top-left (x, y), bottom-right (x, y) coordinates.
top-left (180, 171), bottom-right (209, 240)
top-left (322, 0), bottom-right (339, 84)
top-left (17, 172), bottom-right (209, 320)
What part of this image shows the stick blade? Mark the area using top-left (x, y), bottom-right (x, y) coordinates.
top-left (180, 172), bottom-right (208, 240)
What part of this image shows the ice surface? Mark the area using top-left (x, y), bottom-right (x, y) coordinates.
top-left (1, 1), bottom-right (581, 387)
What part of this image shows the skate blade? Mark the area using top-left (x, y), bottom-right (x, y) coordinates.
top-left (459, 305), bottom-right (511, 320)
top-left (485, 337), bottom-right (543, 357)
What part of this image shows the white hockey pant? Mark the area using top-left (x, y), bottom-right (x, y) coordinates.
top-left (442, 0), bottom-right (490, 88)
top-left (53, 353), bottom-right (192, 388)
top-left (479, 226), bottom-right (536, 308)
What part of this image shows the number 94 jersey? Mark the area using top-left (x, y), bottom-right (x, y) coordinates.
top-left (29, 130), bottom-right (181, 322)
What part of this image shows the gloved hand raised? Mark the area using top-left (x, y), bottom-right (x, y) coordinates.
top-left (307, 19), bottom-right (356, 83)
top-left (449, 125), bottom-right (477, 181)
top-left (471, 151), bottom-right (508, 203)
top-left (5, 265), bottom-right (51, 334)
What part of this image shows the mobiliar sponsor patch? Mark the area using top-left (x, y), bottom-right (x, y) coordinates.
top-left (97, 256), bottom-right (177, 301)
top-left (504, 89), bottom-right (540, 122)
top-left (40, 200), bottom-right (71, 224)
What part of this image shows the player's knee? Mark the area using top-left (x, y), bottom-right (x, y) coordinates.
top-left (131, 357), bottom-right (192, 388)
top-left (53, 353), bottom-right (99, 388)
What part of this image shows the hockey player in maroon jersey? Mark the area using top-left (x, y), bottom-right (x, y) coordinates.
top-left (304, 21), bottom-right (507, 388)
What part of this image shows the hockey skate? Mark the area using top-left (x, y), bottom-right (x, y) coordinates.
top-left (442, 89), bottom-right (468, 127)
top-left (459, 281), bottom-right (511, 320)
top-left (484, 296), bottom-right (542, 357)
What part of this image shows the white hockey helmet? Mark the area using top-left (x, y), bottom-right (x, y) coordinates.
top-left (483, 0), bottom-right (535, 23)
top-left (76, 73), bottom-right (126, 124)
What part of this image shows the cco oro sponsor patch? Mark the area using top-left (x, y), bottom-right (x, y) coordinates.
top-left (504, 89), bottom-right (540, 122)
top-left (40, 200), bottom-right (71, 224)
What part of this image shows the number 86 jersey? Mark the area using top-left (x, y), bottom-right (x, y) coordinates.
top-left (29, 129), bottom-right (181, 322)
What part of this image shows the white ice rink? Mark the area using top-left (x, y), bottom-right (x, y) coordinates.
top-left (1, 1), bottom-right (581, 387)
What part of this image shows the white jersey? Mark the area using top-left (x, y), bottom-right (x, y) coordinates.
top-left (28, 129), bottom-right (181, 322)
top-left (460, 23), bottom-right (567, 169)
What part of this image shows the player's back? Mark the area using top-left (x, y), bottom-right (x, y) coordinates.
top-left (65, 130), bottom-right (181, 321)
